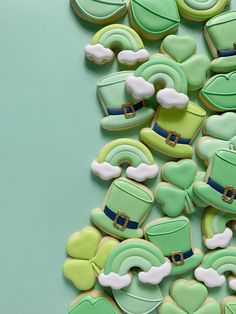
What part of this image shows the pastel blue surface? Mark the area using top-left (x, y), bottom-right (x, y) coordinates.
top-left (0, 1), bottom-right (236, 313)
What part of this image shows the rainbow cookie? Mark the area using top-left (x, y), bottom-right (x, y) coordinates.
top-left (200, 72), bottom-right (236, 111)
top-left (160, 35), bottom-right (210, 91)
top-left (68, 291), bottom-right (121, 314)
top-left (85, 24), bottom-right (149, 65)
top-left (195, 247), bottom-right (236, 291)
top-left (98, 239), bottom-right (171, 289)
top-left (91, 138), bottom-right (158, 182)
top-left (194, 149), bottom-right (236, 214)
top-left (70, 0), bottom-right (127, 24)
top-left (128, 0), bottom-right (180, 40)
top-left (63, 226), bottom-right (119, 290)
top-left (205, 10), bottom-right (236, 73)
top-left (196, 112), bottom-right (236, 165)
top-left (222, 296), bottom-right (236, 314)
top-left (176, 0), bottom-right (230, 22)
top-left (97, 71), bottom-right (154, 131)
top-left (125, 55), bottom-right (188, 101)
top-left (91, 177), bottom-right (154, 240)
top-left (145, 216), bottom-right (203, 275)
top-left (202, 207), bottom-right (236, 250)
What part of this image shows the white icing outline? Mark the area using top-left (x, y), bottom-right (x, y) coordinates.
top-left (228, 278), bottom-right (236, 291)
top-left (91, 160), bottom-right (121, 180)
top-left (194, 267), bottom-right (225, 288)
top-left (156, 88), bottom-right (189, 109)
top-left (84, 44), bottom-right (114, 63)
top-left (98, 272), bottom-right (132, 289)
top-left (205, 228), bottom-right (233, 250)
top-left (125, 75), bottom-right (155, 101)
top-left (126, 163), bottom-right (158, 182)
top-left (138, 262), bottom-right (171, 285)
top-left (118, 49), bottom-right (149, 65)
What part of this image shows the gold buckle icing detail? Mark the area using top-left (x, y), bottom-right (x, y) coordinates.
top-left (122, 104), bottom-right (136, 119)
top-left (222, 185), bottom-right (236, 204)
top-left (166, 130), bottom-right (180, 147)
top-left (113, 211), bottom-right (130, 231)
top-left (171, 251), bottom-right (184, 265)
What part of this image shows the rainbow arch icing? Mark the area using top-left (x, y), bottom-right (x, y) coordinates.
top-left (84, 24), bottom-right (149, 65)
top-left (183, 0), bottom-right (219, 10)
top-left (195, 247), bottom-right (236, 290)
top-left (91, 138), bottom-right (158, 181)
top-left (98, 239), bottom-right (171, 289)
top-left (202, 207), bottom-right (236, 250)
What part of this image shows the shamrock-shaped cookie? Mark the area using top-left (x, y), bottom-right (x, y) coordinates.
top-left (63, 226), bottom-right (119, 291)
top-left (197, 112), bottom-right (236, 166)
top-left (155, 159), bottom-right (206, 217)
top-left (159, 279), bottom-right (221, 314)
top-left (160, 35), bottom-right (210, 91)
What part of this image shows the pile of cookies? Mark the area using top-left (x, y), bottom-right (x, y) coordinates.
top-left (63, 0), bottom-right (236, 313)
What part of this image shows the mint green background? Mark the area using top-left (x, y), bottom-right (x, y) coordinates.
top-left (0, 1), bottom-right (236, 313)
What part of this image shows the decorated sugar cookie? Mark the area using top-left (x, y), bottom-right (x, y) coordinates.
top-left (194, 149), bottom-right (236, 214)
top-left (159, 279), bottom-right (221, 314)
top-left (128, 0), bottom-right (180, 40)
top-left (145, 216), bottom-right (203, 275)
top-left (125, 54), bottom-right (188, 101)
top-left (200, 72), bottom-right (236, 111)
top-left (112, 272), bottom-right (163, 314)
top-left (85, 24), bottom-right (149, 65)
top-left (91, 138), bottom-right (158, 182)
top-left (155, 159), bottom-right (206, 217)
top-left (70, 0), bottom-right (127, 24)
top-left (195, 247), bottom-right (236, 291)
top-left (202, 207), bottom-right (236, 250)
top-left (140, 99), bottom-right (206, 158)
top-left (63, 226), bottom-right (119, 290)
top-left (222, 296), bottom-right (236, 314)
top-left (160, 35), bottom-right (210, 91)
top-left (176, 0), bottom-right (230, 22)
top-left (91, 177), bottom-right (154, 240)
top-left (196, 112), bottom-right (236, 165)
top-left (97, 71), bottom-right (154, 131)
top-left (68, 291), bottom-right (121, 314)
top-left (205, 10), bottom-right (236, 73)
top-left (98, 239), bottom-right (171, 289)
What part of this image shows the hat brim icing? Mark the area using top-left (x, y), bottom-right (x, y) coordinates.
top-left (211, 55), bottom-right (236, 73)
top-left (170, 248), bottom-right (203, 275)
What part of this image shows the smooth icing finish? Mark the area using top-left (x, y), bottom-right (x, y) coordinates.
top-left (159, 279), bottom-right (221, 314)
top-left (63, 226), bottom-right (119, 290)
top-left (91, 177), bottom-right (154, 239)
top-left (195, 247), bottom-right (236, 290)
top-left (222, 296), bottom-right (236, 314)
top-left (99, 239), bottom-right (171, 289)
top-left (128, 0), bottom-right (180, 39)
top-left (155, 159), bottom-right (206, 217)
top-left (145, 216), bottom-right (203, 275)
top-left (112, 272), bottom-right (163, 314)
top-left (161, 35), bottom-right (210, 91)
top-left (156, 88), bottom-right (189, 109)
top-left (91, 138), bottom-right (158, 181)
top-left (85, 24), bottom-right (149, 65)
top-left (197, 112), bottom-right (236, 165)
top-left (200, 72), bottom-right (236, 111)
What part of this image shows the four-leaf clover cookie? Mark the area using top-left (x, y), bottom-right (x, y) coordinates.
top-left (63, 226), bottom-right (119, 291)
top-left (155, 159), bottom-right (206, 217)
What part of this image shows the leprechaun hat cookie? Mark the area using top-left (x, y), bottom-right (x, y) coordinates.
top-left (97, 71), bottom-right (154, 131)
top-left (85, 24), bottom-right (149, 65)
top-left (91, 138), bottom-right (158, 181)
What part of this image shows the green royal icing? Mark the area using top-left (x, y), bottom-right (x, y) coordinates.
top-left (183, 0), bottom-right (219, 10)
top-left (200, 248), bottom-right (236, 270)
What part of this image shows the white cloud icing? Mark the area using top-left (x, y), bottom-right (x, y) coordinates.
top-left (156, 88), bottom-right (189, 109)
top-left (84, 44), bottom-right (114, 63)
top-left (91, 160), bottom-right (121, 180)
top-left (194, 267), bottom-right (225, 288)
top-left (205, 228), bottom-right (233, 250)
top-left (118, 49), bottom-right (149, 65)
top-left (228, 278), bottom-right (236, 291)
top-left (125, 75), bottom-right (155, 101)
top-left (138, 262), bottom-right (171, 285)
top-left (126, 163), bottom-right (158, 182)
top-left (98, 272), bottom-right (132, 289)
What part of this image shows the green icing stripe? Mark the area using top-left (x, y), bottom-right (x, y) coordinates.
top-left (202, 249), bottom-right (236, 269)
top-left (69, 296), bottom-right (117, 314)
top-left (119, 256), bottom-right (152, 274)
top-left (184, 0), bottom-right (218, 10)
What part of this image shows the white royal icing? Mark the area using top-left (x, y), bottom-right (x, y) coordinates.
top-left (228, 278), bottom-right (236, 291)
top-left (118, 49), bottom-right (149, 65)
top-left (126, 75), bottom-right (155, 101)
top-left (138, 262), bottom-right (171, 285)
top-left (205, 228), bottom-right (233, 250)
top-left (84, 44), bottom-right (114, 63)
top-left (98, 272), bottom-right (132, 289)
top-left (91, 160), bottom-right (121, 180)
top-left (194, 267), bottom-right (225, 288)
top-left (126, 163), bottom-right (158, 182)
top-left (156, 88), bottom-right (189, 109)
